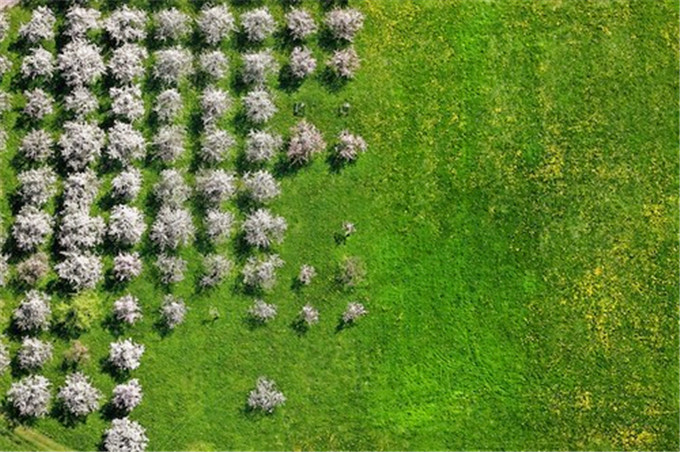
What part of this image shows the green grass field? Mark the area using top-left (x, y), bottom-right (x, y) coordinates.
top-left (0, 0), bottom-right (677, 450)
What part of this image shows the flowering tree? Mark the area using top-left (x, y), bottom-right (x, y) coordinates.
top-left (63, 170), bottom-right (99, 211)
top-left (335, 130), bottom-right (367, 161)
top-left (64, 6), bottom-right (101, 39)
top-left (153, 169), bottom-right (190, 208)
top-left (285, 9), bottom-right (317, 41)
top-left (242, 170), bottom-right (280, 203)
top-left (13, 290), bottom-right (51, 332)
top-left (201, 86), bottom-right (231, 126)
top-left (289, 46), bottom-right (316, 79)
top-left (155, 254), bottom-right (187, 285)
top-left (342, 302), bottom-right (368, 324)
top-left (107, 121), bottom-right (146, 164)
top-left (151, 206), bottom-right (195, 250)
top-left (21, 47), bottom-right (54, 79)
top-left (154, 8), bottom-right (190, 42)
top-left (160, 295), bottom-right (187, 329)
top-left (58, 39), bottom-right (105, 87)
top-left (152, 125), bottom-right (185, 163)
top-left (324, 8), bottom-right (364, 42)
top-left (19, 6), bottom-right (55, 43)
top-left (17, 167), bottom-right (57, 207)
top-left (59, 120), bottom-right (105, 171)
top-left (200, 127), bottom-right (235, 164)
top-left (199, 50), bottom-right (228, 79)
top-left (243, 89), bottom-right (277, 124)
top-left (154, 89), bottom-right (183, 123)
top-left (242, 50), bottom-right (278, 86)
top-left (103, 418), bottom-right (148, 452)
top-left (287, 120), bottom-right (326, 165)
top-left (111, 168), bottom-right (142, 201)
top-left (57, 372), bottom-right (102, 417)
top-left (298, 264), bottom-right (316, 286)
top-left (110, 84), bottom-right (145, 121)
top-left (200, 254), bottom-right (232, 288)
top-left (198, 4), bottom-right (235, 45)
top-left (241, 8), bottom-right (276, 43)
top-left (104, 6), bottom-right (147, 44)
top-left (299, 304), bottom-right (319, 326)
top-left (0, 340), bottom-right (9, 375)
top-left (195, 169), bottom-right (236, 205)
top-left (242, 254), bottom-right (284, 290)
top-left (242, 208), bottom-right (287, 248)
top-left (12, 206), bottom-right (52, 252)
top-left (58, 210), bottom-right (105, 251)
top-left (20, 129), bottom-right (53, 163)
top-left (24, 88), bottom-right (53, 120)
top-left (64, 87), bottom-right (98, 117)
top-left (17, 337), bottom-right (53, 370)
top-left (204, 209), bottom-right (234, 245)
top-left (248, 299), bottom-right (277, 323)
top-left (109, 338), bottom-right (144, 372)
top-left (244, 130), bottom-right (282, 163)
top-left (112, 379), bottom-right (143, 412)
top-left (108, 205), bottom-right (146, 247)
top-left (55, 252), bottom-right (103, 291)
top-left (7, 375), bottom-right (51, 418)
top-left (109, 43), bottom-right (148, 83)
top-left (113, 294), bottom-right (142, 325)
top-left (16, 252), bottom-right (49, 286)
top-left (112, 252), bottom-right (143, 282)
top-left (153, 47), bottom-right (192, 84)
top-left (328, 47), bottom-right (360, 79)
top-left (247, 377), bottom-right (285, 413)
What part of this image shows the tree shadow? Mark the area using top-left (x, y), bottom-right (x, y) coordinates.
top-left (318, 67), bottom-right (349, 93)
top-left (290, 318), bottom-right (309, 336)
top-left (277, 64), bottom-right (303, 93)
top-left (99, 356), bottom-right (129, 383)
top-left (326, 150), bottom-right (355, 174)
top-left (51, 401), bottom-right (87, 428)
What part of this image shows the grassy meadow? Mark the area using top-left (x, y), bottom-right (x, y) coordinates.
top-left (0, 0), bottom-right (677, 450)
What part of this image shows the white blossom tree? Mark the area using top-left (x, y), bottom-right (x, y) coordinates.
top-left (17, 167), bottom-right (57, 207)
top-left (298, 264), bottom-right (316, 286)
top-left (112, 252), bottom-right (143, 282)
top-left (285, 8), bottom-right (317, 41)
top-left (64, 6), bottom-right (101, 39)
top-left (154, 8), bottom-right (190, 42)
top-left (242, 254), bottom-right (284, 290)
top-left (113, 295), bottom-right (142, 325)
top-left (153, 47), bottom-right (192, 84)
top-left (241, 7), bottom-right (276, 43)
top-left (7, 375), bottom-right (51, 418)
top-left (21, 47), bottom-right (54, 79)
top-left (57, 372), bottom-right (102, 417)
top-left (242, 50), bottom-right (278, 86)
top-left (200, 254), bottom-right (232, 288)
top-left (335, 130), bottom-right (367, 161)
top-left (111, 379), bottom-right (143, 412)
top-left (64, 87), bottom-right (98, 116)
top-left (153, 169), bottom-right (190, 208)
top-left (328, 47), bottom-right (360, 79)
top-left (109, 338), bottom-right (144, 372)
top-left (17, 337), bottom-right (53, 370)
top-left (58, 39), bottom-right (106, 87)
top-left (299, 304), bottom-right (319, 325)
top-left (198, 4), bottom-right (235, 45)
top-left (107, 205), bottom-right (146, 247)
top-left (247, 377), bottom-right (285, 413)
top-left (110, 84), bottom-right (145, 121)
top-left (204, 210), bottom-right (234, 245)
top-left (111, 168), bottom-right (142, 201)
top-left (200, 127), bottom-right (235, 164)
top-left (16, 252), bottom-right (49, 286)
top-left (12, 206), bottom-right (52, 252)
top-left (243, 89), bottom-right (276, 124)
top-left (20, 129), bottom-right (52, 163)
top-left (108, 43), bottom-right (148, 83)
top-left (248, 299), bottom-right (277, 323)
top-left (198, 50), bottom-right (228, 79)
top-left (55, 252), bottom-right (103, 291)
top-left (24, 88), bottom-right (53, 120)
top-left (107, 121), bottom-right (146, 164)
top-left (287, 120), bottom-right (325, 164)
top-left (155, 254), bottom-right (186, 284)
top-left (13, 290), bottom-right (51, 332)
top-left (104, 418), bottom-right (148, 452)
top-left (58, 210), bottom-right (105, 251)
top-left (104, 6), bottom-right (147, 44)
top-left (244, 130), bottom-right (282, 164)
top-left (152, 125), bottom-right (185, 163)
top-left (342, 302), bottom-right (367, 324)
top-left (289, 46), bottom-right (316, 79)
top-left (242, 170), bottom-right (280, 203)
top-left (195, 169), bottom-right (236, 205)
top-left (63, 170), bottom-right (99, 211)
top-left (19, 6), bottom-right (55, 43)
top-left (160, 295), bottom-right (186, 329)
top-left (324, 8), bottom-right (364, 42)
top-left (0, 340), bottom-right (9, 375)
top-left (154, 89), bottom-right (183, 123)
top-left (59, 120), bottom-right (105, 171)
top-left (151, 206), bottom-right (195, 250)
top-left (201, 86), bottom-right (231, 126)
